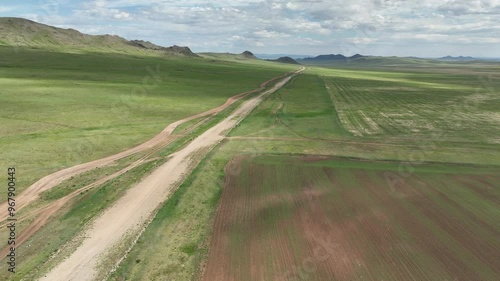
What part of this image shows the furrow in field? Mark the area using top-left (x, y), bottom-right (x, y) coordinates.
top-left (456, 175), bottom-right (500, 205)
top-left (363, 172), bottom-right (469, 280)
top-left (203, 152), bottom-right (500, 281)
top-left (410, 182), bottom-right (499, 278)
top-left (368, 171), bottom-right (499, 280)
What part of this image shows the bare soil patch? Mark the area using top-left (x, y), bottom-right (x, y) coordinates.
top-left (202, 156), bottom-right (500, 281)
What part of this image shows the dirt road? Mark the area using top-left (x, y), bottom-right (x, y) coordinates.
top-left (39, 69), bottom-right (302, 281)
top-left (0, 72), bottom-right (291, 224)
top-left (0, 71), bottom-right (295, 263)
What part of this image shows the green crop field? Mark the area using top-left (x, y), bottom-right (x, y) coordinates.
top-left (229, 64), bottom-right (500, 165)
top-left (317, 67), bottom-right (500, 142)
top-left (231, 64), bottom-right (500, 143)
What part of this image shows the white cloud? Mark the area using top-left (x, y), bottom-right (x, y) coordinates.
top-left (438, 0), bottom-right (500, 15)
top-left (113, 11), bottom-right (130, 19)
top-left (2, 0), bottom-right (499, 56)
top-left (253, 30), bottom-right (290, 38)
top-left (74, 0), bottom-right (134, 21)
top-left (0, 6), bottom-right (14, 13)
top-left (348, 37), bottom-right (379, 44)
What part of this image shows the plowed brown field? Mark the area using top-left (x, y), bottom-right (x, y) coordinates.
top-left (203, 156), bottom-right (500, 281)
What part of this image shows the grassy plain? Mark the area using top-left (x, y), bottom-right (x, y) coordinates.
top-left (0, 46), bottom-right (295, 197)
top-left (0, 97), bottom-right (252, 280)
top-left (0, 46), bottom-right (296, 280)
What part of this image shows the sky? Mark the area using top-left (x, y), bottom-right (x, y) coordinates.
top-left (1, 0), bottom-right (500, 57)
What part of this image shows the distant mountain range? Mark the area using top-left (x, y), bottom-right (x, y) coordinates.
top-left (255, 54), bottom-right (311, 60)
top-left (435, 56), bottom-right (500, 62)
top-left (0, 17), bottom-right (198, 57)
top-left (298, 53), bottom-right (366, 62)
top-left (2, 17), bottom-right (499, 64)
top-left (260, 53), bottom-right (367, 65)
top-left (438, 56), bottom-right (476, 61)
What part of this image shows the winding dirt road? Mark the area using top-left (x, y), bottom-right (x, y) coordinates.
top-left (39, 69), bottom-right (302, 281)
top-left (0, 73), bottom-right (293, 259)
top-left (0, 73), bottom-right (298, 265)
top-left (0, 71), bottom-right (291, 224)
top-left (0, 70), bottom-right (295, 272)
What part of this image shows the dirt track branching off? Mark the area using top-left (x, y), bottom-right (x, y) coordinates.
top-left (37, 69), bottom-right (302, 281)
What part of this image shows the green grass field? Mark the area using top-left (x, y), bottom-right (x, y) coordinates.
top-left (229, 72), bottom-right (350, 139)
top-left (0, 99), bottom-right (252, 280)
top-left (0, 46), bottom-right (296, 197)
top-left (0, 46), bottom-right (298, 280)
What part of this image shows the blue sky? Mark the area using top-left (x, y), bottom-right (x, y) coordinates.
top-left (1, 0), bottom-right (499, 57)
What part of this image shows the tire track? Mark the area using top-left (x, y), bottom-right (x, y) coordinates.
top-left (0, 70), bottom-right (298, 263)
top-left (39, 68), bottom-right (303, 281)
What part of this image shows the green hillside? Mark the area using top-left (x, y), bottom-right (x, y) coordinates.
top-left (0, 17), bottom-right (196, 56)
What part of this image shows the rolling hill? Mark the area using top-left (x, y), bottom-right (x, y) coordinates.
top-left (299, 53), bottom-right (366, 62)
top-left (267, 56), bottom-right (300, 64)
top-left (0, 17), bottom-right (197, 56)
top-left (198, 51), bottom-right (262, 61)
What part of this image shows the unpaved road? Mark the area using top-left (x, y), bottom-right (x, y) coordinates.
top-left (0, 72), bottom-right (290, 224)
top-left (0, 71), bottom-right (294, 261)
top-left (40, 69), bottom-right (302, 281)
